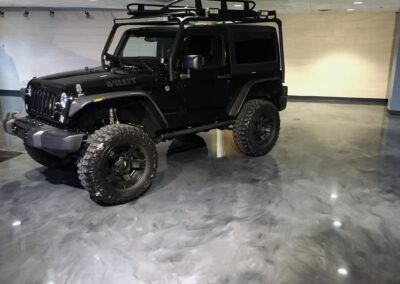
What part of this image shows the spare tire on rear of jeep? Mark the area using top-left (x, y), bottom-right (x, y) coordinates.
top-left (77, 124), bottom-right (158, 205)
top-left (233, 99), bottom-right (280, 157)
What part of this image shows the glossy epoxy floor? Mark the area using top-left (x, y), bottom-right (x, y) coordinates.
top-left (0, 102), bottom-right (400, 284)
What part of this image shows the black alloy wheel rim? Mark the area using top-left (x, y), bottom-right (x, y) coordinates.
top-left (105, 144), bottom-right (146, 189)
top-left (254, 113), bottom-right (274, 145)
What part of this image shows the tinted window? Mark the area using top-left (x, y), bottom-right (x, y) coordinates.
top-left (234, 32), bottom-right (277, 64)
top-left (185, 35), bottom-right (224, 66)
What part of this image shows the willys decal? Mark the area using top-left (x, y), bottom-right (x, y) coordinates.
top-left (105, 77), bottom-right (136, 88)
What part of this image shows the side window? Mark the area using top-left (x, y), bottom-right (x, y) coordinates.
top-left (185, 34), bottom-right (224, 67)
top-left (156, 37), bottom-right (175, 59)
top-left (234, 32), bottom-right (277, 64)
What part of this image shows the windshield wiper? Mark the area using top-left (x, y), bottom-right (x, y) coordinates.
top-left (119, 57), bottom-right (166, 72)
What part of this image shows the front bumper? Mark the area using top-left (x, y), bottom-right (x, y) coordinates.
top-left (2, 113), bottom-right (84, 153)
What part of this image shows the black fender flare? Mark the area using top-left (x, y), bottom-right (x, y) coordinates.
top-left (226, 78), bottom-right (280, 117)
top-left (68, 91), bottom-right (168, 130)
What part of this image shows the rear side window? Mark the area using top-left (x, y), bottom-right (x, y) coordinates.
top-left (234, 32), bottom-right (277, 64)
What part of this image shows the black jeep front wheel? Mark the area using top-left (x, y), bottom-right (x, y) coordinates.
top-left (78, 124), bottom-right (157, 205)
top-left (233, 99), bottom-right (280, 157)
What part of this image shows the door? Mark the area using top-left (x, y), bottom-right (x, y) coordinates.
top-left (176, 30), bottom-right (232, 126)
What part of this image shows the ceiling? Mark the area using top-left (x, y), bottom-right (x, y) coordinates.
top-left (0, 0), bottom-right (399, 13)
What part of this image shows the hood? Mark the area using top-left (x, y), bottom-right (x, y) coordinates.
top-left (29, 67), bottom-right (155, 96)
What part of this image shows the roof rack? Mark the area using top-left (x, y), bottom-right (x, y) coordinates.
top-left (126, 0), bottom-right (202, 18)
top-left (124, 0), bottom-right (276, 21)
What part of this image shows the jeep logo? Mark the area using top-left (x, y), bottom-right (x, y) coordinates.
top-left (105, 77), bottom-right (136, 88)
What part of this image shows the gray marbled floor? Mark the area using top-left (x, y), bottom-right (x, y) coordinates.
top-left (1, 102), bottom-right (400, 284)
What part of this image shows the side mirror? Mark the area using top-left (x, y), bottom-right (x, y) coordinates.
top-left (182, 55), bottom-right (204, 71)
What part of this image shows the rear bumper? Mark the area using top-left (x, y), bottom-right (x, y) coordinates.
top-left (2, 113), bottom-right (84, 153)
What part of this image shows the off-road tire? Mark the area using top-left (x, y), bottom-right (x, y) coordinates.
top-left (77, 124), bottom-right (158, 205)
top-left (233, 99), bottom-right (280, 157)
top-left (24, 144), bottom-right (75, 169)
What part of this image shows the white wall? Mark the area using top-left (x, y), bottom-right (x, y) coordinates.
top-left (281, 13), bottom-right (396, 99)
top-left (0, 10), bottom-right (126, 90)
top-left (0, 10), bottom-right (397, 100)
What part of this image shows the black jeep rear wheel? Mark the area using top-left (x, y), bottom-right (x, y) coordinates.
top-left (78, 124), bottom-right (157, 205)
top-left (233, 99), bottom-right (280, 157)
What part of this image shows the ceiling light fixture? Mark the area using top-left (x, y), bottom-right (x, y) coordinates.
top-left (337, 268), bottom-right (348, 276)
top-left (333, 220), bottom-right (342, 227)
top-left (346, 8), bottom-right (355, 12)
top-left (353, 1), bottom-right (363, 4)
top-left (234, 4), bottom-right (242, 7)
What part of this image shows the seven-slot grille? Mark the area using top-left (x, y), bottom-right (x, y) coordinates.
top-left (27, 87), bottom-right (62, 122)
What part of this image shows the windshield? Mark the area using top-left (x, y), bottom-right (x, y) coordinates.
top-left (118, 31), bottom-right (176, 61)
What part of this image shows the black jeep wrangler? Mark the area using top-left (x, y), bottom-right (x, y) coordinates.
top-left (3, 0), bottom-right (287, 205)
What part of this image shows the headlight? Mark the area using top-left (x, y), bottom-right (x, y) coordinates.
top-left (26, 85), bottom-right (32, 97)
top-left (25, 86), bottom-right (32, 111)
top-left (60, 92), bottom-right (68, 109)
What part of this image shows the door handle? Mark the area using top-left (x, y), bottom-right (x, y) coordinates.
top-left (217, 74), bottom-right (232, 79)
